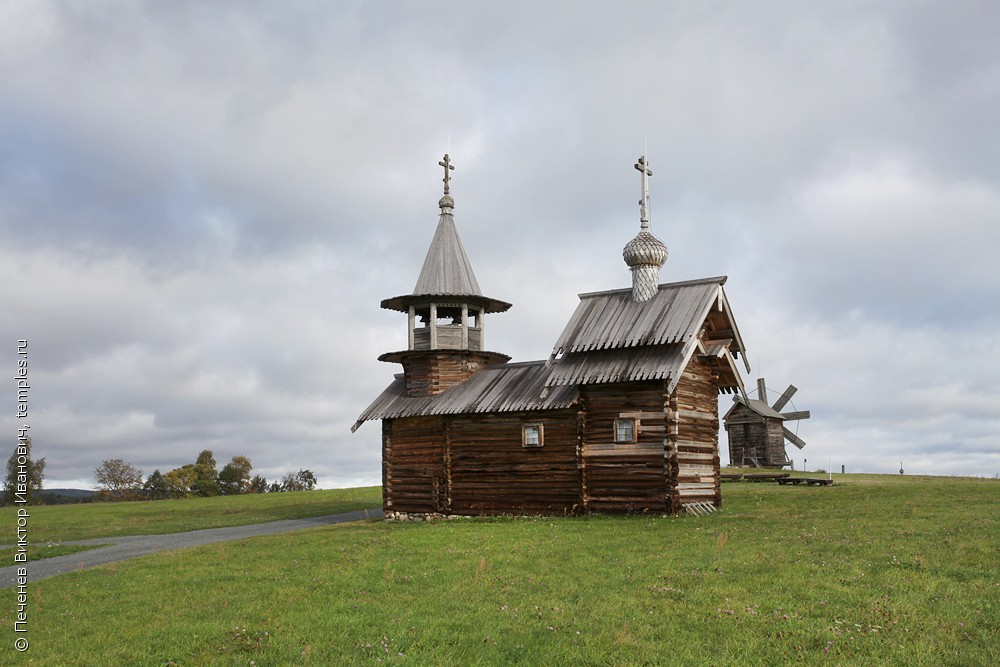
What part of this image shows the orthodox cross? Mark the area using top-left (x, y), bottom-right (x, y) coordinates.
top-left (439, 154), bottom-right (455, 195)
top-left (635, 155), bottom-right (652, 229)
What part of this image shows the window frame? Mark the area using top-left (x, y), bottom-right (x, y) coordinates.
top-left (522, 422), bottom-right (544, 448)
top-left (614, 418), bottom-right (638, 444)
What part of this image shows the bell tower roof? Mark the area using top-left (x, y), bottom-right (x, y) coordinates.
top-left (380, 154), bottom-right (512, 314)
top-left (412, 210), bottom-right (483, 296)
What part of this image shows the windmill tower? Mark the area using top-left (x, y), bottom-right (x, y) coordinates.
top-left (724, 378), bottom-right (810, 468)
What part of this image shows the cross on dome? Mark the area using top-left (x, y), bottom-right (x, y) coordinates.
top-left (624, 154), bottom-right (667, 303)
top-left (635, 155), bottom-right (652, 229)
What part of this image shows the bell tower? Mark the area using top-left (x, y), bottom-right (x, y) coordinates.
top-left (378, 154), bottom-right (511, 396)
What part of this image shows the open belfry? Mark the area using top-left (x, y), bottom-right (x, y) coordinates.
top-left (354, 154), bottom-right (750, 517)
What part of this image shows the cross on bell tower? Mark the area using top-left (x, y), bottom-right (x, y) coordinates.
top-left (439, 154), bottom-right (455, 194)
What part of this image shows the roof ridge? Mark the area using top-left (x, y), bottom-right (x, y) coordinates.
top-left (496, 359), bottom-right (548, 368)
top-left (576, 275), bottom-right (727, 300)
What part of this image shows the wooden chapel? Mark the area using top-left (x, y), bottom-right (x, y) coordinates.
top-left (354, 154), bottom-right (749, 517)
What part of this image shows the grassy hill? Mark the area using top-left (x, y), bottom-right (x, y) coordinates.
top-left (2, 475), bottom-right (997, 665)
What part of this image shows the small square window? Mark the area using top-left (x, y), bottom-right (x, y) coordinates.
top-left (614, 418), bottom-right (637, 443)
top-left (522, 423), bottom-right (543, 447)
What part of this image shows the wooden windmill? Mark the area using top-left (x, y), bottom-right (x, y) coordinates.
top-left (724, 378), bottom-right (811, 468)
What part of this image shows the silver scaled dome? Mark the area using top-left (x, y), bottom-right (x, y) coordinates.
top-left (623, 230), bottom-right (668, 268)
top-left (623, 230), bottom-right (667, 303)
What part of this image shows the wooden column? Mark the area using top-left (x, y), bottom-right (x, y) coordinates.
top-left (478, 309), bottom-right (485, 349)
top-left (429, 303), bottom-right (438, 349)
top-left (407, 306), bottom-right (416, 350)
top-left (461, 303), bottom-right (469, 349)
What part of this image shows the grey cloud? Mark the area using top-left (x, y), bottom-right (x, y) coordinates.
top-left (2, 1), bottom-right (998, 487)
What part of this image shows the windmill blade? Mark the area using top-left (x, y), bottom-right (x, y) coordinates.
top-left (781, 410), bottom-right (811, 421)
top-left (783, 426), bottom-right (807, 449)
top-left (756, 378), bottom-right (768, 405)
top-left (771, 384), bottom-right (798, 412)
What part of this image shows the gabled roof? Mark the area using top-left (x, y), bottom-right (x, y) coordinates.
top-left (351, 360), bottom-right (579, 431)
top-left (725, 395), bottom-right (785, 420)
top-left (550, 277), bottom-right (744, 355)
top-left (700, 340), bottom-right (745, 395)
top-left (545, 276), bottom-right (749, 392)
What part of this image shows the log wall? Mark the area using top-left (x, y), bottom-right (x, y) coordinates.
top-left (448, 410), bottom-right (582, 514)
top-left (670, 356), bottom-right (722, 511)
top-left (383, 416), bottom-right (446, 513)
top-left (400, 351), bottom-right (507, 397)
top-left (726, 405), bottom-right (764, 465)
top-left (384, 410), bottom-right (582, 515)
top-left (765, 421), bottom-right (788, 466)
top-left (725, 406), bottom-right (786, 467)
top-left (383, 368), bottom-right (723, 516)
top-left (580, 381), bottom-right (668, 513)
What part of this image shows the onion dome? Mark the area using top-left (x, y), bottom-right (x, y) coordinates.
top-left (623, 230), bottom-right (668, 269)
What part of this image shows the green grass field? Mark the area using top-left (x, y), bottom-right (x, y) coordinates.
top-left (0, 486), bottom-right (382, 544)
top-left (0, 543), bottom-right (104, 563)
top-left (2, 475), bottom-right (997, 665)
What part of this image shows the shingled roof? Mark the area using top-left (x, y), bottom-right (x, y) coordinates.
top-left (543, 343), bottom-right (687, 388)
top-left (550, 277), bottom-right (740, 354)
top-left (352, 360), bottom-right (579, 431)
top-left (355, 274), bottom-right (751, 429)
top-left (413, 212), bottom-right (482, 296)
top-left (727, 395), bottom-right (785, 420)
top-left (380, 208), bottom-right (512, 314)
top-left (544, 276), bottom-right (748, 393)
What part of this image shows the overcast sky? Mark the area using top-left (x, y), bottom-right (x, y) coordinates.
top-left (3, 0), bottom-right (998, 489)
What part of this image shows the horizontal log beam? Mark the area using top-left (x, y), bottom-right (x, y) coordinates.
top-left (674, 439), bottom-right (716, 450)
top-left (676, 451), bottom-right (716, 462)
top-left (677, 409), bottom-right (718, 421)
top-left (618, 411), bottom-right (666, 420)
top-left (583, 449), bottom-right (664, 457)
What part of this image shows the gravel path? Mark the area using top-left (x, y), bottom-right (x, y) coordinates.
top-left (1, 508), bottom-right (382, 588)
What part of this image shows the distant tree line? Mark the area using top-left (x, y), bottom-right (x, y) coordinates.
top-left (1, 437), bottom-right (45, 506)
top-left (93, 450), bottom-right (316, 502)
